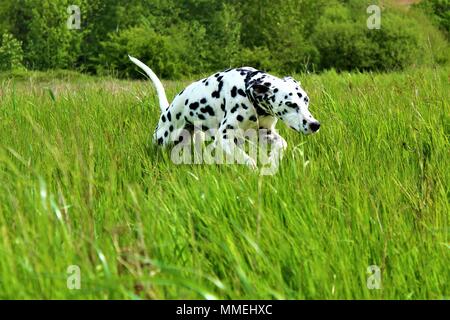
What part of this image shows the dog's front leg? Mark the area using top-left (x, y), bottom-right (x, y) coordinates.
top-left (217, 138), bottom-right (257, 169)
top-left (259, 130), bottom-right (287, 168)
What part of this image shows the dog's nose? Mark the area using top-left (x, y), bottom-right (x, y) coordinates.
top-left (309, 122), bottom-right (321, 132)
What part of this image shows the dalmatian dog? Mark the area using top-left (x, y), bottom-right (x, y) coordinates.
top-left (129, 56), bottom-right (320, 169)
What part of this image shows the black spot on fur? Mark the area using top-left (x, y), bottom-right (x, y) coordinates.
top-left (174, 135), bottom-right (184, 146)
top-left (200, 98), bottom-right (207, 104)
top-left (297, 93), bottom-right (303, 99)
top-left (212, 81), bottom-right (224, 99)
top-left (200, 105), bottom-right (215, 116)
top-left (169, 125), bottom-right (174, 132)
top-left (198, 114), bottom-right (206, 120)
top-left (189, 102), bottom-right (199, 110)
top-left (230, 104), bottom-right (239, 113)
top-left (162, 115), bottom-right (166, 122)
top-left (241, 103), bottom-right (248, 110)
top-left (164, 131), bottom-right (168, 137)
top-left (176, 112), bottom-right (182, 120)
top-left (167, 112), bottom-right (171, 121)
top-left (238, 89), bottom-right (246, 97)
top-left (185, 99), bottom-right (189, 105)
top-left (237, 115), bottom-right (244, 122)
top-left (231, 86), bottom-right (238, 98)
top-left (157, 137), bottom-right (163, 145)
top-left (249, 115), bottom-right (257, 122)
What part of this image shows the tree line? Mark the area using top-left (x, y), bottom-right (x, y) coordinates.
top-left (0, 0), bottom-right (449, 78)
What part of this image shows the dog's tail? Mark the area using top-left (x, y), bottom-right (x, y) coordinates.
top-left (128, 55), bottom-right (169, 112)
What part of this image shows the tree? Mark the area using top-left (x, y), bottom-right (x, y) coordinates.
top-left (0, 33), bottom-right (25, 71)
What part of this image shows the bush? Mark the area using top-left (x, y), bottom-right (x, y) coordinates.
top-left (416, 0), bottom-right (450, 38)
top-left (312, 5), bottom-right (424, 72)
top-left (98, 21), bottom-right (209, 79)
top-left (368, 12), bottom-right (422, 70)
top-left (0, 33), bottom-right (25, 71)
top-left (12, 0), bottom-right (85, 70)
top-left (0, 0), bottom-right (448, 76)
top-left (233, 47), bottom-right (273, 71)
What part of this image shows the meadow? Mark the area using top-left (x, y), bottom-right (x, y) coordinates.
top-left (0, 67), bottom-right (448, 299)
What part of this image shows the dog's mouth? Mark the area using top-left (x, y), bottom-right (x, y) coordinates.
top-left (289, 124), bottom-right (319, 135)
top-left (289, 125), bottom-right (308, 134)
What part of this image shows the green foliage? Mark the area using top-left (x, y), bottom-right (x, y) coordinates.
top-left (233, 47), bottom-right (273, 71)
top-left (366, 12), bottom-right (422, 70)
top-left (0, 0), bottom-right (448, 77)
top-left (7, 0), bottom-right (85, 70)
top-left (206, 3), bottom-right (241, 69)
top-left (312, 5), bottom-right (374, 71)
top-left (416, 0), bottom-right (450, 38)
top-left (98, 21), bottom-right (208, 79)
top-left (312, 4), bottom-right (425, 72)
top-left (0, 33), bottom-right (25, 71)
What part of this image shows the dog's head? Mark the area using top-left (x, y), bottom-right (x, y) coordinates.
top-left (246, 73), bottom-right (320, 135)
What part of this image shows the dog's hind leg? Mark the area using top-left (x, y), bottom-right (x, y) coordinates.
top-left (153, 97), bottom-right (186, 146)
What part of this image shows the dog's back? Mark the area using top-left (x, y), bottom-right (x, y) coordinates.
top-left (154, 67), bottom-right (258, 145)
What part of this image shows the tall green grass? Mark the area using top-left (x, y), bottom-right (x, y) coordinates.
top-left (0, 67), bottom-right (448, 299)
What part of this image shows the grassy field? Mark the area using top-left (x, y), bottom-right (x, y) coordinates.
top-left (0, 67), bottom-right (448, 299)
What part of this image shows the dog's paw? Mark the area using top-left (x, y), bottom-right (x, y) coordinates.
top-left (245, 158), bottom-right (258, 170)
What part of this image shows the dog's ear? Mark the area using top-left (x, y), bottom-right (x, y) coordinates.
top-left (250, 83), bottom-right (271, 97)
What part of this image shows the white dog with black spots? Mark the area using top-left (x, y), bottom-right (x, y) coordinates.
top-left (129, 56), bottom-right (320, 169)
